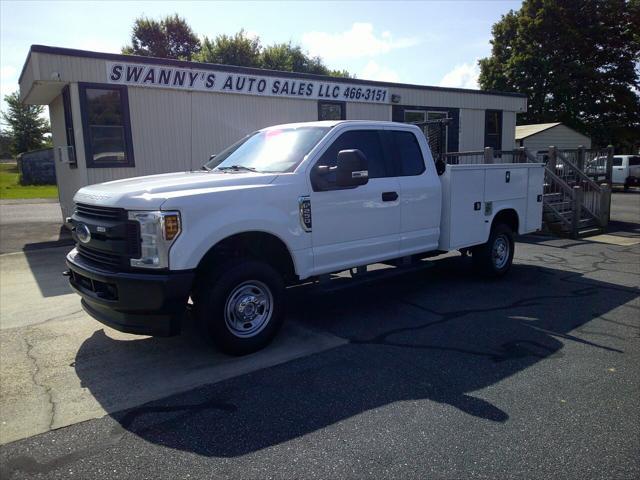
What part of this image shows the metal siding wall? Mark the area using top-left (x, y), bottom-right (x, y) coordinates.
top-left (18, 57), bottom-right (35, 101)
top-left (49, 91), bottom-right (89, 217)
top-left (523, 125), bottom-right (592, 153)
top-left (346, 102), bottom-right (391, 120)
top-left (32, 52), bottom-right (527, 113)
top-left (36, 54), bottom-right (107, 84)
top-left (190, 92), bottom-right (317, 169)
top-left (389, 86), bottom-right (527, 112)
top-left (458, 109), bottom-right (485, 151)
top-left (87, 87), bottom-right (192, 184)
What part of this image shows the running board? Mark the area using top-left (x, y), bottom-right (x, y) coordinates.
top-left (316, 259), bottom-right (435, 294)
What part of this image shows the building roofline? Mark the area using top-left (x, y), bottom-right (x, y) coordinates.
top-left (515, 122), bottom-right (563, 140)
top-left (20, 44), bottom-right (528, 100)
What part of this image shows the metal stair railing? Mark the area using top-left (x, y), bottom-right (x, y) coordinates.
top-left (524, 147), bottom-right (611, 236)
top-left (555, 149), bottom-right (610, 227)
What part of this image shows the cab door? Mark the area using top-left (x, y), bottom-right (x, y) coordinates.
top-left (387, 129), bottom-right (442, 256)
top-left (309, 128), bottom-right (401, 275)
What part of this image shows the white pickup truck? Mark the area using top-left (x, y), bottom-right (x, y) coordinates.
top-left (65, 120), bottom-right (544, 354)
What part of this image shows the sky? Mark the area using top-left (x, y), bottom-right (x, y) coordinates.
top-left (0, 0), bottom-right (522, 119)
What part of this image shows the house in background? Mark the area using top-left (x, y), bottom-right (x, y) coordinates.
top-left (516, 122), bottom-right (591, 154)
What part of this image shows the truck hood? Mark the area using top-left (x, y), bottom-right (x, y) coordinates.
top-left (73, 171), bottom-right (279, 210)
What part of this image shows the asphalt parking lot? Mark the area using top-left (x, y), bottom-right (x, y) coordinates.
top-left (0, 192), bottom-right (638, 479)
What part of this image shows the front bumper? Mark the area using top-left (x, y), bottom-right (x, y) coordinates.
top-left (66, 248), bottom-right (194, 336)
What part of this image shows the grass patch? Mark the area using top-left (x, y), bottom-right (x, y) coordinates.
top-left (0, 162), bottom-right (58, 200)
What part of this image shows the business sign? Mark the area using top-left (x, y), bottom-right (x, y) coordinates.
top-left (106, 61), bottom-right (389, 104)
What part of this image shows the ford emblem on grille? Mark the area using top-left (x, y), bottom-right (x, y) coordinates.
top-left (76, 223), bottom-right (91, 244)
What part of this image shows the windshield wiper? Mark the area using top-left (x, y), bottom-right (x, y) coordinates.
top-left (216, 165), bottom-right (260, 173)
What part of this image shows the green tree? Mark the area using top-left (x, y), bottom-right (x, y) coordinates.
top-left (197, 30), bottom-right (261, 67)
top-left (122, 14), bottom-right (201, 60)
top-left (196, 30), bottom-right (352, 77)
top-left (0, 130), bottom-right (12, 159)
top-left (261, 42), bottom-right (351, 77)
top-left (479, 0), bottom-right (640, 151)
top-left (1, 92), bottom-right (50, 156)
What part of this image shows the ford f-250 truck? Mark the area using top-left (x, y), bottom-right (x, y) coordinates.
top-left (65, 120), bottom-right (544, 355)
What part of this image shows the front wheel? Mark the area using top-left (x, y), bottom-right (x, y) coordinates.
top-left (194, 260), bottom-right (285, 355)
top-left (472, 224), bottom-right (515, 278)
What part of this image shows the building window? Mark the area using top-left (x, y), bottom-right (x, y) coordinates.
top-left (61, 85), bottom-right (77, 167)
top-left (484, 110), bottom-right (502, 150)
top-left (318, 101), bottom-right (346, 121)
top-left (79, 83), bottom-right (134, 168)
top-left (404, 109), bottom-right (448, 155)
top-left (403, 110), bottom-right (426, 124)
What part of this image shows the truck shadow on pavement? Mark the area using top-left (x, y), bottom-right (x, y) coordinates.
top-left (72, 254), bottom-right (638, 458)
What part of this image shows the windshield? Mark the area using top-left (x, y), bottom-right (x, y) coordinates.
top-left (204, 126), bottom-right (330, 173)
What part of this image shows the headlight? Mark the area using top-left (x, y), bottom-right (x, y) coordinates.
top-left (127, 211), bottom-right (181, 269)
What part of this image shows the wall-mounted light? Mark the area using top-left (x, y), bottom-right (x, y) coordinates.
top-left (391, 94), bottom-right (401, 104)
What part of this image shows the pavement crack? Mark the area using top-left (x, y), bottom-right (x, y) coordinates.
top-left (23, 333), bottom-right (57, 431)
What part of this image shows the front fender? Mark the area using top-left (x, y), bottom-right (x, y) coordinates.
top-left (166, 198), bottom-right (309, 273)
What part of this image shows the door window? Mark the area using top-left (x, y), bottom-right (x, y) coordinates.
top-left (313, 130), bottom-right (389, 190)
top-left (628, 156), bottom-right (640, 166)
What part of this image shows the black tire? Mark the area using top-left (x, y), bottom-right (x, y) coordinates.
top-left (193, 260), bottom-right (285, 355)
top-left (623, 183), bottom-right (630, 191)
top-left (472, 223), bottom-right (515, 278)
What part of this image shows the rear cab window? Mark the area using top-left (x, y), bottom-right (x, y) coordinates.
top-left (389, 130), bottom-right (426, 176)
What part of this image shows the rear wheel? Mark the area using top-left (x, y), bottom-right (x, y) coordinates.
top-left (472, 223), bottom-right (515, 277)
top-left (194, 260), bottom-right (285, 355)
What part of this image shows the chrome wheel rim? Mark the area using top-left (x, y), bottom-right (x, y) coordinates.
top-left (224, 281), bottom-right (273, 338)
top-left (492, 234), bottom-right (510, 270)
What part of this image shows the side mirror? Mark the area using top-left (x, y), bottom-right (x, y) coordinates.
top-left (336, 149), bottom-right (369, 187)
top-left (209, 154), bottom-right (216, 161)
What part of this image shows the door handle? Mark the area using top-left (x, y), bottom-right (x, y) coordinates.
top-left (381, 191), bottom-right (398, 202)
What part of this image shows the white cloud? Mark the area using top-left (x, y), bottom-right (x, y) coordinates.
top-left (439, 61), bottom-right (480, 89)
top-left (302, 23), bottom-right (419, 60)
top-left (359, 60), bottom-right (400, 83)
